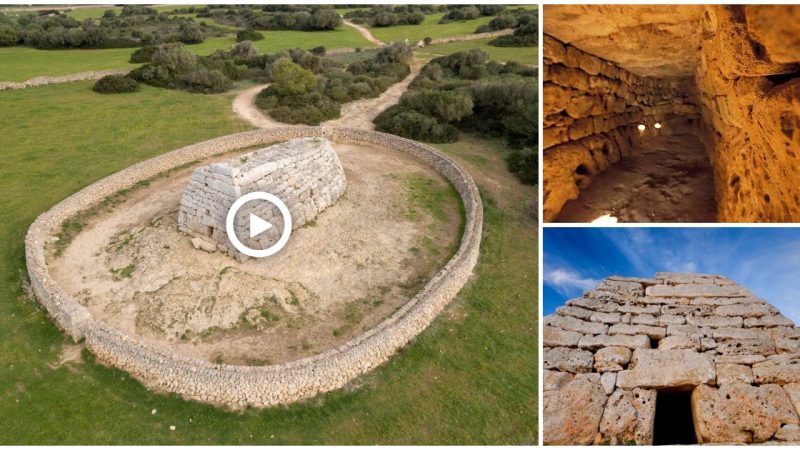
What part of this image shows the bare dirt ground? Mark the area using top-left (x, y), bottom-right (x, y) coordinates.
top-left (49, 141), bottom-right (461, 365)
top-left (231, 84), bottom-right (287, 129)
top-left (555, 134), bottom-right (716, 222)
top-left (342, 20), bottom-right (386, 47)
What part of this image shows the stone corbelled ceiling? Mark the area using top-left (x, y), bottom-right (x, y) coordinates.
top-left (543, 272), bottom-right (800, 445)
top-left (543, 4), bottom-right (704, 77)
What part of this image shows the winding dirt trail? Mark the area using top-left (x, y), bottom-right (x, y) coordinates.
top-left (232, 58), bottom-right (422, 130)
top-left (231, 84), bottom-right (292, 129)
top-left (342, 20), bottom-right (386, 47)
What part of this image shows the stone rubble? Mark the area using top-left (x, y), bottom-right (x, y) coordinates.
top-left (544, 272), bottom-right (800, 445)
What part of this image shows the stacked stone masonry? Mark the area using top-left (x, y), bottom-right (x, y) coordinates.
top-left (24, 126), bottom-right (482, 409)
top-left (0, 69), bottom-right (129, 90)
top-left (544, 272), bottom-right (800, 445)
top-left (542, 36), bottom-right (701, 221)
top-left (695, 5), bottom-right (800, 221)
top-left (178, 137), bottom-right (346, 258)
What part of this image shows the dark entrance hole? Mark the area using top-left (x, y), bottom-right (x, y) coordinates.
top-left (653, 390), bottom-right (697, 445)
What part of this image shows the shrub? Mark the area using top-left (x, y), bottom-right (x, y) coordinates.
top-left (0, 26), bottom-right (18, 46)
top-left (92, 75), bottom-right (139, 93)
top-left (423, 36), bottom-right (432, 45)
top-left (130, 43), bottom-right (233, 93)
top-left (310, 46), bottom-right (326, 56)
top-left (505, 147), bottom-right (537, 185)
top-left (439, 6), bottom-right (480, 24)
top-left (269, 57), bottom-right (317, 96)
top-left (236, 29), bottom-right (264, 42)
top-left (230, 40), bottom-right (257, 59)
top-left (309, 8), bottom-right (342, 30)
top-left (375, 106), bottom-right (459, 143)
top-left (129, 45), bottom-right (157, 63)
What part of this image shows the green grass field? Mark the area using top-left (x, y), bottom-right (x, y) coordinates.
top-left (0, 27), bottom-right (376, 82)
top-left (369, 12), bottom-right (496, 44)
top-left (418, 38), bottom-right (538, 66)
top-left (0, 79), bottom-right (537, 444)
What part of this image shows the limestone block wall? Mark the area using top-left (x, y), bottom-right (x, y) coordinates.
top-left (178, 137), bottom-right (346, 257)
top-left (25, 126), bottom-right (482, 408)
top-left (544, 272), bottom-right (800, 445)
top-left (694, 5), bottom-right (800, 221)
top-left (0, 69), bottom-right (130, 90)
top-left (542, 35), bottom-right (700, 222)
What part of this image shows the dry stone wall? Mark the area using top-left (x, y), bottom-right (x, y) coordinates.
top-left (178, 137), bottom-right (345, 257)
top-left (544, 272), bottom-right (800, 445)
top-left (542, 35), bottom-right (700, 222)
top-left (0, 69), bottom-right (129, 90)
top-left (694, 5), bottom-right (800, 221)
top-left (25, 126), bottom-right (482, 408)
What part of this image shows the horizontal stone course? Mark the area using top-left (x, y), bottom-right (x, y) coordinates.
top-left (544, 272), bottom-right (800, 445)
top-left (26, 126), bottom-right (483, 408)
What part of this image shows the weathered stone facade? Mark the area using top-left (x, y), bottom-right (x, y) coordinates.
top-left (543, 5), bottom-right (800, 222)
top-left (178, 137), bottom-right (345, 257)
top-left (544, 272), bottom-right (800, 445)
top-left (542, 36), bottom-right (700, 221)
top-left (695, 5), bottom-right (800, 222)
top-left (25, 126), bottom-right (482, 409)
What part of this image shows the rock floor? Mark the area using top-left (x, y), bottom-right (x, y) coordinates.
top-left (555, 134), bottom-right (717, 223)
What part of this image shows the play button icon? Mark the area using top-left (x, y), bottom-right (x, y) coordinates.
top-left (249, 214), bottom-right (273, 238)
top-left (225, 191), bottom-right (292, 258)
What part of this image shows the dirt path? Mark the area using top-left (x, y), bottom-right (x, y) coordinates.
top-left (230, 84), bottom-right (291, 129)
top-left (555, 133), bottom-right (717, 223)
top-left (233, 58), bottom-right (422, 130)
top-left (323, 59), bottom-right (422, 129)
top-left (342, 20), bottom-right (386, 47)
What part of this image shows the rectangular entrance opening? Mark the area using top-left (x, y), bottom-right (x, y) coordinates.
top-left (653, 390), bottom-right (697, 445)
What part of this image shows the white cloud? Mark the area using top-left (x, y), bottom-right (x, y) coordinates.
top-left (544, 266), bottom-right (600, 296)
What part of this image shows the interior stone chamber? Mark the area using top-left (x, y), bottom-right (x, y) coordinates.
top-left (178, 137), bottom-right (346, 258)
top-left (25, 127), bottom-right (483, 409)
top-left (544, 272), bottom-right (800, 445)
top-left (543, 5), bottom-right (800, 222)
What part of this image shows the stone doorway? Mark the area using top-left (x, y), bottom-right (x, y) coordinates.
top-left (653, 390), bottom-right (697, 445)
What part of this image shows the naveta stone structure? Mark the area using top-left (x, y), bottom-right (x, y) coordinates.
top-left (544, 272), bottom-right (800, 445)
top-left (178, 137), bottom-right (346, 257)
top-left (25, 126), bottom-right (482, 409)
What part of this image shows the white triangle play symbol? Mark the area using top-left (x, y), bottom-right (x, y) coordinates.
top-left (249, 213), bottom-right (273, 238)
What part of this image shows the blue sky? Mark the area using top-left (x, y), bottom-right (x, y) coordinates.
top-left (543, 227), bottom-right (800, 324)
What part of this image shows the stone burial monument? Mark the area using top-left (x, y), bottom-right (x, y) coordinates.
top-left (178, 137), bottom-right (346, 258)
top-left (543, 272), bottom-right (800, 445)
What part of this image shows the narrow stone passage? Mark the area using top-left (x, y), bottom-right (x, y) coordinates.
top-left (555, 134), bottom-right (716, 223)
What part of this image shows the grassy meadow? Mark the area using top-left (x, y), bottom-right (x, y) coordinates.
top-left (0, 6), bottom-right (538, 442)
top-left (0, 77), bottom-right (536, 444)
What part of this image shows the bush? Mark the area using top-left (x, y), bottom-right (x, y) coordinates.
top-left (439, 6), bottom-right (480, 24)
top-left (505, 147), bottom-right (537, 185)
top-left (310, 46), bottom-right (325, 56)
top-left (129, 45), bottom-right (157, 63)
top-left (423, 36), bottom-right (432, 45)
top-left (236, 29), bottom-right (264, 42)
top-left (230, 40), bottom-right (257, 59)
top-left (375, 106), bottom-right (458, 143)
top-left (0, 26), bottom-right (18, 46)
top-left (92, 75), bottom-right (139, 93)
top-left (130, 43), bottom-right (233, 93)
top-left (269, 58), bottom-right (317, 96)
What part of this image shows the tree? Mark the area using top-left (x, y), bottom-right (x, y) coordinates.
top-left (309, 8), bottom-right (341, 30)
top-left (270, 57), bottom-right (317, 96)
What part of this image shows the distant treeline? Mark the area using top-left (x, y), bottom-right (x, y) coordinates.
top-left (169, 5), bottom-right (342, 31)
top-left (477, 8), bottom-right (538, 47)
top-left (342, 5), bottom-right (508, 28)
top-left (0, 5), bottom-right (222, 49)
